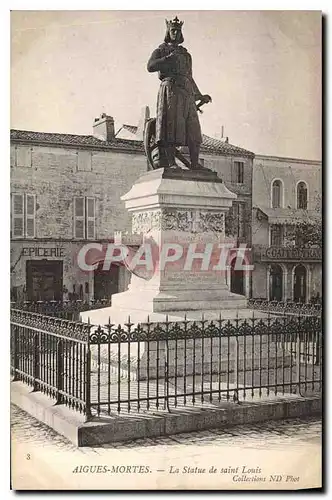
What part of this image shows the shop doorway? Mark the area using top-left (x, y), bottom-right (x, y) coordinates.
top-left (230, 258), bottom-right (244, 295)
top-left (94, 264), bottom-right (119, 300)
top-left (269, 264), bottom-right (283, 301)
top-left (26, 260), bottom-right (63, 301)
top-left (293, 264), bottom-right (307, 303)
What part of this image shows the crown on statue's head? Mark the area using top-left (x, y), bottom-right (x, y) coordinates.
top-left (165, 16), bottom-right (184, 30)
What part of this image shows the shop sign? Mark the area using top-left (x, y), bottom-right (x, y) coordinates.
top-left (263, 246), bottom-right (321, 261)
top-left (22, 247), bottom-right (64, 258)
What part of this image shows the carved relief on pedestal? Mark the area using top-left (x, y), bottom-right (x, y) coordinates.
top-left (161, 209), bottom-right (194, 231)
top-left (196, 211), bottom-right (225, 233)
top-left (132, 208), bottom-right (225, 234)
top-left (132, 210), bottom-right (162, 234)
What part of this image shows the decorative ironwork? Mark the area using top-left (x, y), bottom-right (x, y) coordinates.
top-left (10, 299), bottom-right (112, 321)
top-left (11, 309), bottom-right (91, 342)
top-left (248, 298), bottom-right (321, 316)
top-left (11, 308), bottom-right (322, 420)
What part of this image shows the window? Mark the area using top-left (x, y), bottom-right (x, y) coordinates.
top-left (234, 161), bottom-right (244, 183)
top-left (272, 180), bottom-right (282, 208)
top-left (270, 225), bottom-right (283, 246)
top-left (74, 196), bottom-right (95, 239)
top-left (297, 182), bottom-right (308, 209)
top-left (15, 146), bottom-right (32, 168)
top-left (77, 151), bottom-right (92, 172)
top-left (11, 193), bottom-right (36, 238)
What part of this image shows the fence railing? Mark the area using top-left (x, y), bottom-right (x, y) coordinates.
top-left (10, 299), bottom-right (112, 321)
top-left (248, 299), bottom-right (322, 316)
top-left (11, 309), bottom-right (322, 421)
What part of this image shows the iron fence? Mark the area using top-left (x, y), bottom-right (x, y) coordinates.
top-left (10, 299), bottom-right (112, 321)
top-left (248, 299), bottom-right (322, 316)
top-left (11, 309), bottom-right (322, 421)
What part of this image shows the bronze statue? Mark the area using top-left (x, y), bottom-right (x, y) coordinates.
top-left (145, 16), bottom-right (211, 170)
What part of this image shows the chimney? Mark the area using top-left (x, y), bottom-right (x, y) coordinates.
top-left (219, 125), bottom-right (229, 143)
top-left (136, 106), bottom-right (150, 140)
top-left (93, 113), bottom-right (115, 141)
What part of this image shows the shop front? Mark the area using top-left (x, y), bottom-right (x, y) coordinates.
top-left (252, 245), bottom-right (322, 302)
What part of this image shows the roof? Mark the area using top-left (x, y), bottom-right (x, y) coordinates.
top-left (11, 126), bottom-right (255, 158)
top-left (119, 124), bottom-right (254, 157)
top-left (10, 129), bottom-right (144, 152)
top-left (254, 154), bottom-right (321, 166)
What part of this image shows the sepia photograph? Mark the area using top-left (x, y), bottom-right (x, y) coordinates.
top-left (9, 8), bottom-right (322, 491)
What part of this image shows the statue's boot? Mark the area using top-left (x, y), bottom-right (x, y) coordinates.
top-left (188, 141), bottom-right (201, 169)
top-left (165, 146), bottom-right (177, 167)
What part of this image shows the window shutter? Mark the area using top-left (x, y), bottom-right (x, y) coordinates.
top-left (25, 194), bottom-right (36, 238)
top-left (240, 163), bottom-right (244, 183)
top-left (16, 146), bottom-right (32, 168)
top-left (12, 194), bottom-right (24, 238)
top-left (231, 163), bottom-right (236, 183)
top-left (77, 151), bottom-right (92, 172)
top-left (74, 197), bottom-right (85, 239)
top-left (86, 197), bottom-right (95, 240)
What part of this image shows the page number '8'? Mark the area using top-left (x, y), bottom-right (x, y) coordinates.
top-left (26, 454), bottom-right (30, 460)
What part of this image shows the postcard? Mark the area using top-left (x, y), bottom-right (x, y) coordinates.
top-left (10, 9), bottom-right (322, 490)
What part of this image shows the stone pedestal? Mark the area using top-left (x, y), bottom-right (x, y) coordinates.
top-left (81, 167), bottom-right (258, 380)
top-left (82, 167), bottom-right (247, 326)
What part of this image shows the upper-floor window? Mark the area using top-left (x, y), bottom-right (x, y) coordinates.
top-left (297, 182), bottom-right (308, 209)
top-left (11, 146), bottom-right (32, 168)
top-left (11, 193), bottom-right (36, 239)
top-left (270, 225), bottom-right (283, 246)
top-left (234, 161), bottom-right (244, 183)
top-left (74, 196), bottom-right (95, 239)
top-left (272, 180), bottom-right (282, 208)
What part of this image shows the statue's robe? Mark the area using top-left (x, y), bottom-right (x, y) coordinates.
top-left (147, 43), bottom-right (202, 147)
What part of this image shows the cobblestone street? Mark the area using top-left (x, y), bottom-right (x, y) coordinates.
top-left (11, 404), bottom-right (322, 490)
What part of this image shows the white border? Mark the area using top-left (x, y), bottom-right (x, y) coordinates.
top-left (2, 2), bottom-right (329, 498)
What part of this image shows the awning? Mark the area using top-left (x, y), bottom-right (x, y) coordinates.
top-left (255, 206), bottom-right (320, 225)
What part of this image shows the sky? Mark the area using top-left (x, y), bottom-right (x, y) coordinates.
top-left (10, 10), bottom-right (322, 160)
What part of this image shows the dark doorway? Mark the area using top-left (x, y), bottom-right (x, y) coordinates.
top-left (26, 260), bottom-right (63, 301)
top-left (293, 264), bottom-right (307, 303)
top-left (230, 258), bottom-right (244, 295)
top-left (269, 264), bottom-right (283, 301)
top-left (94, 264), bottom-right (119, 300)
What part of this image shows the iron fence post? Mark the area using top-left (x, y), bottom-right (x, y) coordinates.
top-left (314, 317), bottom-right (321, 366)
top-left (12, 325), bottom-right (19, 381)
top-left (33, 332), bottom-right (40, 392)
top-left (233, 336), bottom-right (239, 403)
top-left (85, 343), bottom-right (92, 421)
top-left (56, 339), bottom-right (64, 404)
top-left (295, 330), bottom-right (302, 395)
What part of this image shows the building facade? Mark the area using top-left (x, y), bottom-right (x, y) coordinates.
top-left (10, 111), bottom-right (255, 302)
top-left (251, 154), bottom-right (322, 303)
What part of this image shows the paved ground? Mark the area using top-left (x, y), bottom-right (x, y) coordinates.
top-left (11, 404), bottom-right (322, 490)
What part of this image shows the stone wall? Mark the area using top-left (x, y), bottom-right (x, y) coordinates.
top-left (11, 144), bottom-right (148, 239)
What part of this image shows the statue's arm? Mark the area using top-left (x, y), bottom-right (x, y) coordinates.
top-left (147, 48), bottom-right (168, 72)
top-left (188, 54), bottom-right (211, 103)
top-left (188, 54), bottom-right (203, 100)
top-left (191, 78), bottom-right (203, 101)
